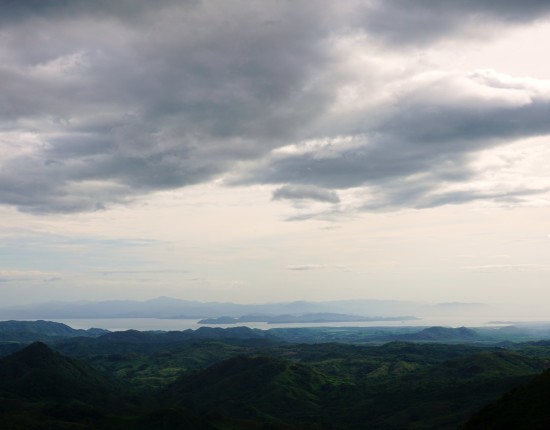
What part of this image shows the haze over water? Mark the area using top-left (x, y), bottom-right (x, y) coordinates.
top-left (47, 317), bottom-right (550, 332)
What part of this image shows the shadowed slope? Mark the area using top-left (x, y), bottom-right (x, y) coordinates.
top-left (163, 355), bottom-right (343, 424)
top-left (464, 368), bottom-right (550, 429)
top-left (0, 342), bottom-right (119, 404)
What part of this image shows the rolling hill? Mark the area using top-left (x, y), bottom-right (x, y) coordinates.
top-left (163, 354), bottom-right (344, 424)
top-left (0, 342), bottom-right (119, 404)
top-left (464, 368), bottom-right (550, 429)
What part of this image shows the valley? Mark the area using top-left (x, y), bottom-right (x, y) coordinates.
top-left (1, 321), bottom-right (549, 429)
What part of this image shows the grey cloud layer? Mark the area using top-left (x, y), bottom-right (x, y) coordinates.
top-left (361, 0), bottom-right (550, 45)
top-left (1, 0), bottom-right (335, 212)
top-left (245, 74), bottom-right (550, 210)
top-left (272, 185), bottom-right (340, 204)
top-left (1, 1), bottom-right (550, 214)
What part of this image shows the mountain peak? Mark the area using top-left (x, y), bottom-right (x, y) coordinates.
top-left (13, 341), bottom-right (59, 365)
top-left (0, 341), bottom-right (119, 403)
top-left (21, 340), bottom-right (50, 352)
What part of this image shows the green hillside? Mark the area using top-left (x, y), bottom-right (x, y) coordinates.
top-left (372, 350), bottom-right (544, 429)
top-left (1, 324), bottom-right (550, 429)
top-left (163, 355), bottom-right (344, 424)
top-left (0, 341), bottom-right (119, 404)
top-left (463, 369), bottom-right (550, 429)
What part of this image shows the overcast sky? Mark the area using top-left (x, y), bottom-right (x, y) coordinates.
top-left (1, 0), bottom-right (550, 307)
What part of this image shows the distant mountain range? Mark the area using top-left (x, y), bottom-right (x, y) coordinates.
top-left (4, 320), bottom-right (550, 350)
top-left (0, 296), bottom-right (492, 320)
top-left (199, 312), bottom-right (418, 324)
top-left (0, 320), bottom-right (108, 343)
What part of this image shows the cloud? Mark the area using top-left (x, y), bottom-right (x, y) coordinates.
top-left (359, 0), bottom-right (550, 46)
top-left (287, 264), bottom-right (350, 272)
top-left (463, 264), bottom-right (550, 273)
top-left (272, 184), bottom-right (340, 204)
top-left (96, 269), bottom-right (188, 276)
top-left (287, 264), bottom-right (323, 271)
top-left (0, 0), bottom-right (337, 213)
top-left (0, 270), bottom-right (61, 283)
top-left (239, 70), bottom-right (550, 211)
top-left (1, 1), bottom-right (550, 215)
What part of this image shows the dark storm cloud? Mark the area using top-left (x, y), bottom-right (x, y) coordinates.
top-left (0, 0), bottom-right (180, 24)
top-left (1, 0), bottom-right (550, 214)
top-left (0, 0), bottom-right (336, 212)
top-left (361, 0), bottom-right (550, 45)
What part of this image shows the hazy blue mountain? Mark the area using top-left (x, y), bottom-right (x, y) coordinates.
top-left (395, 326), bottom-right (482, 342)
top-left (199, 312), bottom-right (417, 324)
top-left (0, 320), bottom-right (108, 342)
top-left (421, 302), bottom-right (492, 316)
top-left (0, 296), bottom-right (443, 319)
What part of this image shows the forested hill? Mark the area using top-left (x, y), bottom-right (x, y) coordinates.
top-left (1, 325), bottom-right (550, 428)
top-left (463, 368), bottom-right (550, 429)
top-left (0, 342), bottom-right (120, 404)
top-left (162, 354), bottom-right (344, 424)
top-left (0, 320), bottom-right (107, 341)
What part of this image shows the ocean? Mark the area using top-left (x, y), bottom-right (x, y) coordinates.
top-left (46, 316), bottom-right (550, 331)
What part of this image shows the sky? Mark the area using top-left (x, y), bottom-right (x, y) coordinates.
top-left (1, 0), bottom-right (550, 307)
